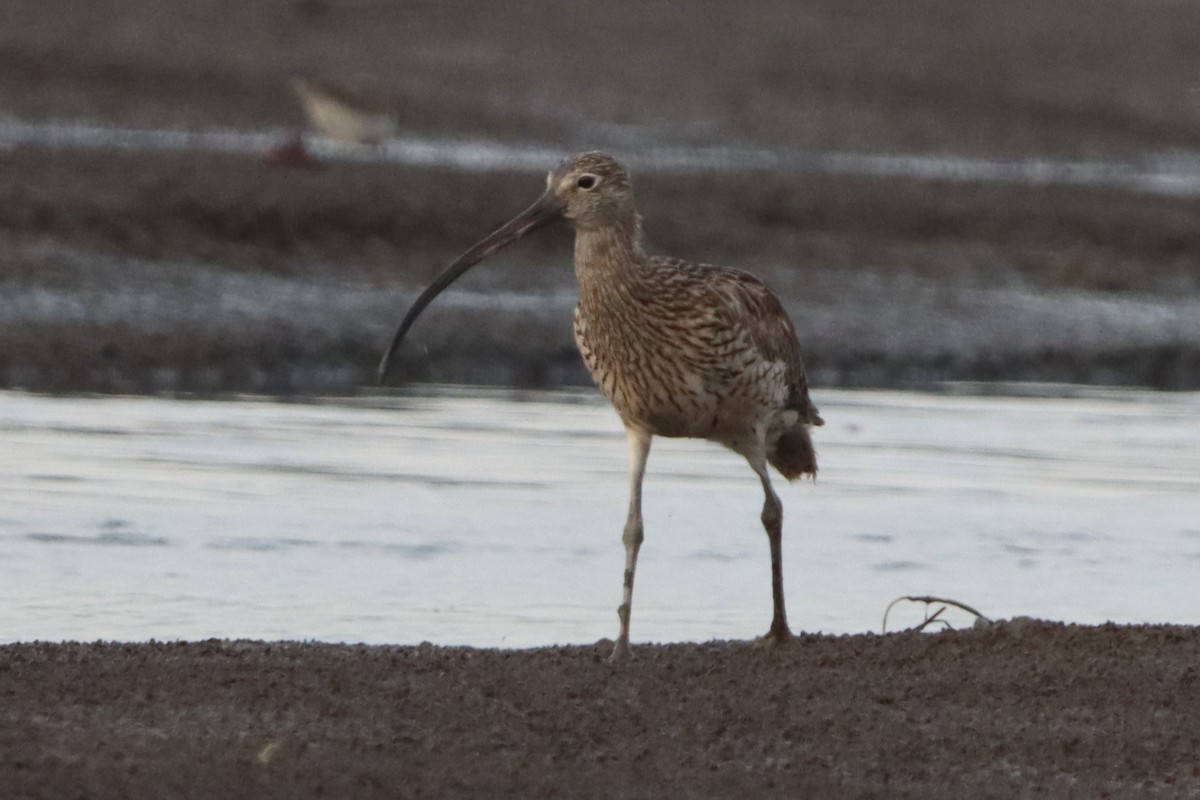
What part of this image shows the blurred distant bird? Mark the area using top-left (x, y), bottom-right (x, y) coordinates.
top-left (379, 152), bottom-right (823, 660)
top-left (290, 76), bottom-right (399, 146)
top-left (263, 76), bottom-right (398, 167)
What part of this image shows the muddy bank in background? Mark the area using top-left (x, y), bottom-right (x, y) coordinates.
top-left (5, 0), bottom-right (1200, 158)
top-left (2, 622), bottom-right (1198, 799)
top-left (2, 0), bottom-right (1199, 392)
top-left (2, 148), bottom-right (1199, 393)
top-left (4, 234), bottom-right (1199, 394)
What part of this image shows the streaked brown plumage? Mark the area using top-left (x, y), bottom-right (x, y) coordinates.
top-left (379, 152), bottom-right (823, 660)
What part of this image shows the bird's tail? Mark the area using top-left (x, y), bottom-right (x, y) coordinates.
top-left (768, 379), bottom-right (824, 480)
top-left (768, 424), bottom-right (818, 481)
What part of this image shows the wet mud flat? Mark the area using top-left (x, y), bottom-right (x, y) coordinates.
top-left (2, 622), bottom-right (1198, 799)
top-left (3, 0), bottom-right (1200, 392)
top-left (3, 147), bottom-right (1200, 393)
top-left (5, 0), bottom-right (1200, 158)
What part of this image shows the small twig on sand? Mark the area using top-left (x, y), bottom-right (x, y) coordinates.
top-left (882, 595), bottom-right (992, 634)
top-left (907, 605), bottom-right (950, 633)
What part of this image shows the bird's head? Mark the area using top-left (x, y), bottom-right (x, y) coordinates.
top-left (545, 151), bottom-right (636, 231)
top-left (377, 151), bottom-right (634, 384)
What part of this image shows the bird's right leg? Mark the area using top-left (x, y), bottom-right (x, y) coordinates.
top-left (746, 450), bottom-right (792, 643)
top-left (611, 427), bottom-right (651, 662)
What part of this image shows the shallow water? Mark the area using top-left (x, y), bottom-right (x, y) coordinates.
top-left (1, 387), bottom-right (1198, 646)
top-left (4, 116), bottom-right (1200, 196)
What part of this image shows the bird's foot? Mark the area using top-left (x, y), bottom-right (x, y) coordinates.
top-left (752, 621), bottom-right (794, 649)
top-left (608, 639), bottom-right (635, 663)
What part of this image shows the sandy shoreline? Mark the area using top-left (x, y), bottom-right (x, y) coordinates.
top-left (2, 622), bottom-right (1198, 799)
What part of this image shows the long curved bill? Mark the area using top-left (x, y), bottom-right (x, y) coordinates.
top-left (377, 189), bottom-right (563, 385)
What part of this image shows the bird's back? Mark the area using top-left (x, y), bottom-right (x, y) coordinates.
top-left (574, 254), bottom-right (822, 476)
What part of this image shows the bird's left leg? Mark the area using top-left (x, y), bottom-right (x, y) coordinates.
top-left (611, 427), bottom-right (652, 662)
top-left (745, 448), bottom-right (792, 643)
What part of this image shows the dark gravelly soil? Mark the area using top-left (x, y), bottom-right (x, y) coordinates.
top-left (3, 622), bottom-right (1199, 799)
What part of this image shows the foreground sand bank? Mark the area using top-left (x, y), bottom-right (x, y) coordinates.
top-left (2, 621), bottom-right (1198, 799)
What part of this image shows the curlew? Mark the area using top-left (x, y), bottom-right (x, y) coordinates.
top-left (379, 152), bottom-right (823, 660)
top-left (291, 77), bottom-right (399, 146)
top-left (265, 76), bottom-right (399, 167)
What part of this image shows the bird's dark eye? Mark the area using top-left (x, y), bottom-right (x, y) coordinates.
top-left (576, 174), bottom-right (598, 190)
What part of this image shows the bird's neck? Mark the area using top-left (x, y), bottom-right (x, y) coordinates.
top-left (573, 215), bottom-right (647, 297)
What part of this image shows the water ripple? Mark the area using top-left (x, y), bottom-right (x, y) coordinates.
top-left (25, 532), bottom-right (170, 547)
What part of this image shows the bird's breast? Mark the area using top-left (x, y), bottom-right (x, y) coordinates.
top-left (573, 301), bottom-right (784, 439)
